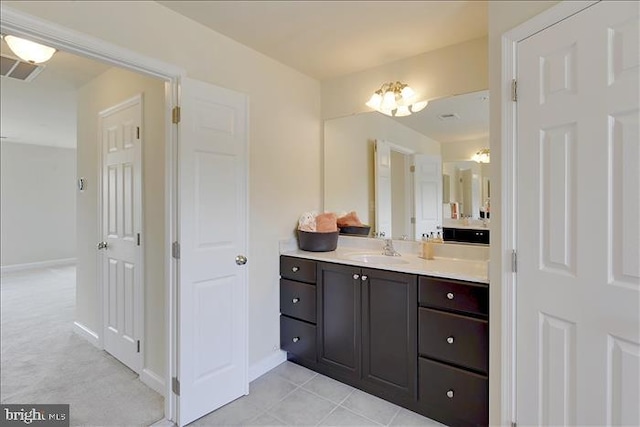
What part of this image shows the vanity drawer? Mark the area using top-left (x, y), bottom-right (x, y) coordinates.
top-left (280, 279), bottom-right (316, 323)
top-left (280, 315), bottom-right (316, 362)
top-left (419, 308), bottom-right (488, 373)
top-left (419, 357), bottom-right (488, 427)
top-left (280, 256), bottom-right (316, 283)
top-left (419, 276), bottom-right (488, 317)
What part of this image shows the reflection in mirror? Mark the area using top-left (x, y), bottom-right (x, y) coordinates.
top-left (324, 90), bottom-right (489, 241)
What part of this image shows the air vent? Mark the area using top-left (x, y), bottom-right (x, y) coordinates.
top-left (1, 54), bottom-right (44, 81)
top-left (438, 113), bottom-right (460, 121)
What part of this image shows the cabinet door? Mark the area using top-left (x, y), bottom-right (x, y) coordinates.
top-left (317, 262), bottom-right (361, 378)
top-left (362, 268), bottom-right (417, 399)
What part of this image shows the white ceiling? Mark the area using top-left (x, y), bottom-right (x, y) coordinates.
top-left (1, 1), bottom-right (488, 148)
top-left (393, 90), bottom-right (489, 143)
top-left (0, 39), bottom-right (111, 148)
top-left (158, 0), bottom-right (488, 80)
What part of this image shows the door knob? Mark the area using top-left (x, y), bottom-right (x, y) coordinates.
top-left (97, 241), bottom-right (109, 250)
top-left (235, 255), bottom-right (248, 265)
top-left (447, 336), bottom-right (455, 344)
top-left (446, 390), bottom-right (454, 398)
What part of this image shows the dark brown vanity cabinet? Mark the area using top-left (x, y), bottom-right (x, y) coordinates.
top-left (316, 262), bottom-right (361, 377)
top-left (315, 262), bottom-right (417, 403)
top-left (361, 268), bottom-right (417, 401)
top-left (418, 276), bottom-right (489, 427)
top-left (279, 256), bottom-right (317, 363)
top-left (279, 256), bottom-right (489, 427)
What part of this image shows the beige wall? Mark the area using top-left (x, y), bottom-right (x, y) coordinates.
top-left (5, 0), bottom-right (323, 372)
top-left (77, 67), bottom-right (166, 377)
top-left (0, 142), bottom-right (76, 266)
top-left (322, 36), bottom-right (488, 119)
top-left (488, 1), bottom-right (559, 424)
top-left (324, 112), bottom-right (440, 227)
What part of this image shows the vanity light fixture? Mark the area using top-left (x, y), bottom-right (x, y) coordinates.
top-left (365, 81), bottom-right (428, 117)
top-left (472, 148), bottom-right (490, 164)
top-left (3, 35), bottom-right (56, 64)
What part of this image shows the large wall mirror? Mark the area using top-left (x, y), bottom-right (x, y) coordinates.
top-left (324, 89), bottom-right (489, 241)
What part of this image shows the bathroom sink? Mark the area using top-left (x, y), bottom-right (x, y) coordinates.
top-left (346, 253), bottom-right (409, 265)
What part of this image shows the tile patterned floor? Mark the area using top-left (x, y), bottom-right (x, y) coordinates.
top-left (188, 361), bottom-right (445, 426)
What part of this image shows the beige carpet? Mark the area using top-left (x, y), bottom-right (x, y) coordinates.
top-left (0, 265), bottom-right (164, 426)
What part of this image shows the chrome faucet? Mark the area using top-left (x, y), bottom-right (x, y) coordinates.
top-left (382, 239), bottom-right (401, 257)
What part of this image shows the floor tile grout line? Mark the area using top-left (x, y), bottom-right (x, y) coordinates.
top-left (336, 404), bottom-right (386, 426)
top-left (386, 406), bottom-right (401, 426)
top-left (313, 402), bottom-right (341, 427)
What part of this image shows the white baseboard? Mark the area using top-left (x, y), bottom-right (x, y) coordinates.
top-left (141, 368), bottom-right (165, 396)
top-left (249, 350), bottom-right (287, 382)
top-left (73, 321), bottom-right (100, 348)
top-left (1, 258), bottom-right (77, 274)
top-left (149, 419), bottom-right (175, 427)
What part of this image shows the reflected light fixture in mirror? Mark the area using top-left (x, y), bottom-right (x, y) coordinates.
top-left (472, 148), bottom-right (490, 163)
top-left (366, 81), bottom-right (428, 117)
top-left (3, 35), bottom-right (56, 64)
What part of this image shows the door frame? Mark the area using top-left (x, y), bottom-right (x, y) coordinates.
top-left (499, 1), bottom-right (599, 425)
top-left (0, 5), bottom-right (184, 422)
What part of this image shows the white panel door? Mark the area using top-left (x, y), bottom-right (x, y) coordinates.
top-left (375, 139), bottom-right (392, 238)
top-left (516, 2), bottom-right (639, 425)
top-left (177, 78), bottom-right (248, 427)
top-left (413, 154), bottom-right (442, 239)
top-left (99, 95), bottom-right (143, 374)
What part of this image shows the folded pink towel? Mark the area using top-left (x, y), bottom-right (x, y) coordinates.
top-left (337, 211), bottom-right (363, 227)
top-left (316, 212), bottom-right (338, 232)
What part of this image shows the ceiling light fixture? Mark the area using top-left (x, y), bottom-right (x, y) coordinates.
top-left (3, 35), bottom-right (56, 64)
top-left (472, 148), bottom-right (490, 164)
top-left (365, 81), bottom-right (428, 117)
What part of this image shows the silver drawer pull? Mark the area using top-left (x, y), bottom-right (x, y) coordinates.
top-left (447, 336), bottom-right (455, 344)
top-left (353, 274), bottom-right (360, 280)
top-left (361, 275), bottom-right (368, 281)
top-left (292, 337), bottom-right (300, 343)
top-left (292, 266), bottom-right (299, 272)
top-left (446, 390), bottom-right (454, 398)
top-left (446, 292), bottom-right (454, 300)
top-left (292, 297), bottom-right (300, 304)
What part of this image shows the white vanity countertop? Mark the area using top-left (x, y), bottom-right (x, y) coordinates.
top-left (281, 247), bottom-right (489, 284)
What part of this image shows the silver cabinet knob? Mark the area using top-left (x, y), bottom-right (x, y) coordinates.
top-left (353, 274), bottom-right (360, 280)
top-left (292, 337), bottom-right (300, 343)
top-left (292, 266), bottom-right (299, 272)
top-left (292, 297), bottom-right (300, 304)
top-left (447, 336), bottom-right (455, 344)
top-left (361, 275), bottom-right (368, 281)
top-left (446, 390), bottom-right (454, 398)
top-left (97, 241), bottom-right (109, 250)
top-left (446, 292), bottom-right (454, 300)
top-left (235, 255), bottom-right (248, 265)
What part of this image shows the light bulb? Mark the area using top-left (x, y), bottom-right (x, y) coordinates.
top-left (366, 92), bottom-right (382, 110)
top-left (410, 101), bottom-right (428, 113)
top-left (381, 90), bottom-right (397, 111)
top-left (4, 35), bottom-right (56, 64)
top-left (400, 86), bottom-right (416, 102)
top-left (394, 105), bottom-right (411, 117)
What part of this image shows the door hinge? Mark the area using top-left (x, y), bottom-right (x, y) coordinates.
top-left (172, 241), bottom-right (181, 259)
top-left (410, 217), bottom-right (416, 224)
top-left (137, 233), bottom-right (141, 246)
top-left (172, 377), bottom-right (180, 396)
top-left (410, 165), bottom-right (415, 173)
top-left (136, 126), bottom-right (140, 140)
top-left (137, 340), bottom-right (140, 353)
top-left (511, 79), bottom-right (518, 102)
top-left (172, 106), bottom-right (181, 124)
top-left (512, 249), bottom-right (518, 273)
